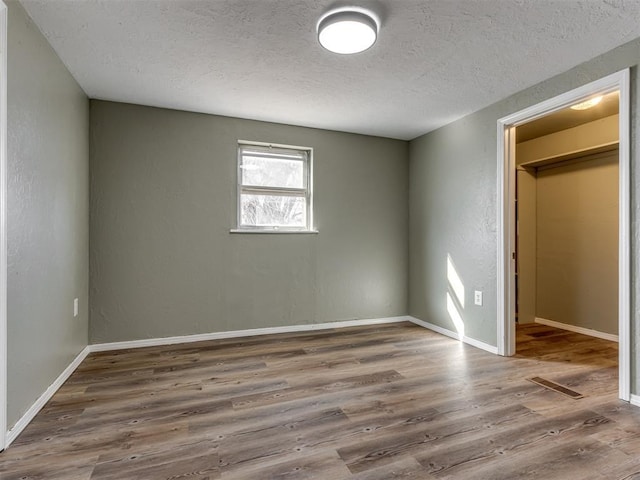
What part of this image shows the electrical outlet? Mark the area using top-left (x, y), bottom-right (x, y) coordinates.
top-left (474, 291), bottom-right (483, 306)
top-left (73, 298), bottom-right (79, 317)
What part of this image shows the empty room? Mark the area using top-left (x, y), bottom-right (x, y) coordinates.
top-left (1, 0), bottom-right (640, 478)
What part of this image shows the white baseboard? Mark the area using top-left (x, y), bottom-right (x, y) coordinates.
top-left (630, 394), bottom-right (640, 407)
top-left (407, 316), bottom-right (499, 355)
top-left (534, 317), bottom-right (618, 342)
top-left (5, 345), bottom-right (90, 448)
top-left (90, 316), bottom-right (412, 352)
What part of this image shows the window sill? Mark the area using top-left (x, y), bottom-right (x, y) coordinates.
top-left (230, 229), bottom-right (319, 235)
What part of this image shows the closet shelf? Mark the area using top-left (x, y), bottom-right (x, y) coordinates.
top-left (518, 140), bottom-right (618, 170)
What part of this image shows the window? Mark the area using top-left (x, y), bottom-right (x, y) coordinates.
top-left (235, 141), bottom-right (313, 232)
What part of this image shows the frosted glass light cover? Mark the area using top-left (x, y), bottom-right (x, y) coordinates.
top-left (318, 11), bottom-right (377, 54)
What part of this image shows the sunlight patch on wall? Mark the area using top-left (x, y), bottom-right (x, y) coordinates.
top-left (446, 254), bottom-right (466, 337)
top-left (447, 254), bottom-right (465, 308)
top-left (446, 292), bottom-right (465, 337)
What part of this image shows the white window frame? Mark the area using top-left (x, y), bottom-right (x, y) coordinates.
top-left (233, 140), bottom-right (315, 233)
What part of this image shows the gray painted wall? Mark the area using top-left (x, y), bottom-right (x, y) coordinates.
top-left (409, 36), bottom-right (639, 389)
top-left (536, 153), bottom-right (619, 335)
top-left (409, 114), bottom-right (498, 345)
top-left (89, 101), bottom-right (408, 343)
top-left (7, 0), bottom-right (89, 429)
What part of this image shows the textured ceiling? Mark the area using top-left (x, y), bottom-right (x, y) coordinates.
top-left (19, 0), bottom-right (640, 140)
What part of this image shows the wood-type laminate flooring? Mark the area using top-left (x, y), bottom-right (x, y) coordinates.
top-left (2, 321), bottom-right (639, 479)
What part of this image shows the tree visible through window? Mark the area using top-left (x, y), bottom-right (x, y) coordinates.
top-left (237, 142), bottom-right (312, 231)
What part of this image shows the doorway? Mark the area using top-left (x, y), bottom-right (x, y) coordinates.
top-left (515, 92), bottom-right (619, 341)
top-left (497, 69), bottom-right (631, 401)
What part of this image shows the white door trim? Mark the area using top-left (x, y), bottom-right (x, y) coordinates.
top-left (496, 69), bottom-right (631, 402)
top-left (0, 0), bottom-right (7, 451)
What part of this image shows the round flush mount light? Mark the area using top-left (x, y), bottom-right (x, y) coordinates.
top-left (570, 96), bottom-right (603, 111)
top-left (317, 10), bottom-right (378, 54)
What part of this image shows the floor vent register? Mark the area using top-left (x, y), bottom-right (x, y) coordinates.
top-left (527, 376), bottom-right (584, 399)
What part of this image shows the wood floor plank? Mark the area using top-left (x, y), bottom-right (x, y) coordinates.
top-left (91, 437), bottom-right (220, 480)
top-left (230, 369), bottom-right (404, 410)
top-left (220, 450), bottom-right (351, 480)
top-left (0, 322), bottom-right (632, 479)
top-left (415, 409), bottom-right (612, 476)
top-left (349, 457), bottom-right (437, 479)
top-left (338, 403), bottom-right (536, 474)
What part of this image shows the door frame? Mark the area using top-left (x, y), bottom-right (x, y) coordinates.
top-left (0, 0), bottom-right (7, 450)
top-left (496, 69), bottom-right (631, 402)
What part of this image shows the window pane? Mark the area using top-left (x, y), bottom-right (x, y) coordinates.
top-left (241, 156), bottom-right (304, 189)
top-left (240, 194), bottom-right (306, 227)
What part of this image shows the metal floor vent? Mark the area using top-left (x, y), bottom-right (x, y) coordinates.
top-left (528, 376), bottom-right (584, 399)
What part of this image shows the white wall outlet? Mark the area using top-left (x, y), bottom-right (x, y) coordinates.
top-left (474, 291), bottom-right (483, 306)
top-left (73, 298), bottom-right (79, 317)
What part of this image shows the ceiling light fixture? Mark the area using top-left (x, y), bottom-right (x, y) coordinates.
top-left (317, 10), bottom-right (378, 54)
top-left (570, 96), bottom-right (603, 110)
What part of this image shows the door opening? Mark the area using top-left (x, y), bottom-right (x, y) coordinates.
top-left (497, 69), bottom-right (631, 402)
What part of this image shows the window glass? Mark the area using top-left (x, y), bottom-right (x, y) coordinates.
top-left (241, 155), bottom-right (304, 189)
top-left (240, 194), bottom-right (306, 227)
top-left (237, 143), bottom-right (312, 231)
